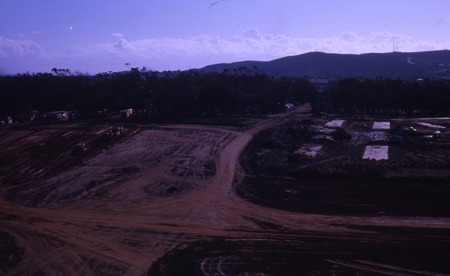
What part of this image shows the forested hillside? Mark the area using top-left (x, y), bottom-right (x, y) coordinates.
top-left (201, 50), bottom-right (450, 80)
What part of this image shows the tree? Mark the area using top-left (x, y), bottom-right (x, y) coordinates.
top-left (51, 68), bottom-right (71, 77)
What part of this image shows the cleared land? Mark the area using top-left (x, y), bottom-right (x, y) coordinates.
top-left (1, 106), bottom-right (450, 275)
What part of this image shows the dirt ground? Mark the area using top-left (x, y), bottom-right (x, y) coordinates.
top-left (1, 105), bottom-right (450, 275)
top-left (238, 115), bottom-right (450, 218)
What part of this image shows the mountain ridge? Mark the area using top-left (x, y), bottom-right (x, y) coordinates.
top-left (199, 50), bottom-right (450, 80)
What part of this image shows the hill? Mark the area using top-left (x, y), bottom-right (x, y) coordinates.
top-left (199, 50), bottom-right (450, 80)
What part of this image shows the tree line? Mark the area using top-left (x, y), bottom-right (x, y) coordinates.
top-left (2, 69), bottom-right (450, 122)
top-left (0, 68), bottom-right (317, 121)
top-left (317, 78), bottom-right (450, 116)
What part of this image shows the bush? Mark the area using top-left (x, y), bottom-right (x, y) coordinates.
top-left (331, 127), bottom-right (351, 141)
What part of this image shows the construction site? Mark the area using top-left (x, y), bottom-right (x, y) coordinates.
top-left (1, 104), bottom-right (450, 275)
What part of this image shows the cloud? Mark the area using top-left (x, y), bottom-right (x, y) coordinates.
top-left (0, 36), bottom-right (43, 58)
top-left (243, 28), bottom-right (263, 41)
top-left (95, 29), bottom-right (447, 60)
top-left (114, 38), bottom-right (132, 51)
top-left (51, 29), bottom-right (448, 72)
top-left (112, 32), bottom-right (124, 38)
top-left (3, 29), bottom-right (450, 73)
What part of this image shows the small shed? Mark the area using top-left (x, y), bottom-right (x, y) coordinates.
top-left (120, 109), bottom-right (133, 118)
top-left (363, 145), bottom-right (389, 160)
top-left (45, 111), bottom-right (69, 121)
top-left (325, 120), bottom-right (345, 128)
top-left (372, 122), bottom-right (390, 130)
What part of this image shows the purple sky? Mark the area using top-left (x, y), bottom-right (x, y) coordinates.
top-left (1, 0), bottom-right (450, 74)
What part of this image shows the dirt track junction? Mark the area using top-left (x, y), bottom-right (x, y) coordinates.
top-left (1, 104), bottom-right (450, 275)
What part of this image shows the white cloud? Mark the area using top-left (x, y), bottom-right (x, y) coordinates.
top-left (52, 29), bottom-right (448, 71)
top-left (0, 36), bottom-right (43, 58)
top-left (114, 38), bottom-right (132, 52)
top-left (243, 28), bottom-right (263, 41)
top-left (112, 32), bottom-right (125, 38)
top-left (94, 29), bottom-right (447, 60)
top-left (3, 30), bottom-right (450, 73)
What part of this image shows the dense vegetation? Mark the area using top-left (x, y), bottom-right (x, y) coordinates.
top-left (317, 78), bottom-right (450, 116)
top-left (0, 68), bottom-right (316, 121)
top-left (1, 68), bottom-right (450, 122)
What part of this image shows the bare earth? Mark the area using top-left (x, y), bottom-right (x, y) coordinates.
top-left (1, 105), bottom-right (450, 275)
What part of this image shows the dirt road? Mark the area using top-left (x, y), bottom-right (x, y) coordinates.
top-left (1, 105), bottom-right (450, 275)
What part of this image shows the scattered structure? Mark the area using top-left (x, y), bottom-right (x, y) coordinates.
top-left (372, 122), bottom-right (390, 130)
top-left (367, 121), bottom-right (391, 142)
top-left (368, 131), bottom-right (389, 142)
top-left (415, 122), bottom-right (446, 129)
top-left (310, 125), bottom-right (335, 134)
top-left (285, 103), bottom-right (294, 109)
top-left (295, 144), bottom-right (323, 158)
top-left (325, 120), bottom-right (345, 128)
top-left (363, 145), bottom-right (389, 160)
top-left (120, 109), bottom-right (133, 118)
top-left (41, 111), bottom-right (69, 121)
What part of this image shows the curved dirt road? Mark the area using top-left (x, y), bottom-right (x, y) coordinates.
top-left (1, 105), bottom-right (450, 275)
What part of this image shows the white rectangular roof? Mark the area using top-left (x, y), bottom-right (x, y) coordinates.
top-left (372, 122), bottom-right (390, 130)
top-left (363, 145), bottom-right (389, 160)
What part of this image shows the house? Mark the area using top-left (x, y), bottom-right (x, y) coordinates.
top-left (40, 111), bottom-right (69, 121)
top-left (1, 116), bottom-right (13, 125)
top-left (120, 109), bottom-right (133, 118)
top-left (363, 145), bottom-right (389, 160)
